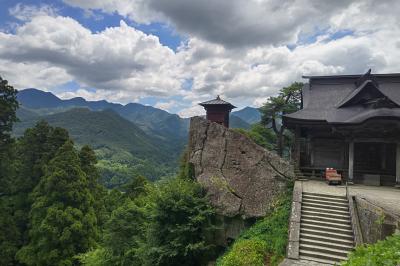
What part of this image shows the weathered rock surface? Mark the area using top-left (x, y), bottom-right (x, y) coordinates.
top-left (188, 116), bottom-right (294, 218)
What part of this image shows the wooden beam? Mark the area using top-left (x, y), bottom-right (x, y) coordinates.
top-left (353, 138), bottom-right (398, 143)
top-left (348, 141), bottom-right (354, 183)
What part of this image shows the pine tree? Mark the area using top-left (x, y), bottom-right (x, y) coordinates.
top-left (17, 141), bottom-right (98, 266)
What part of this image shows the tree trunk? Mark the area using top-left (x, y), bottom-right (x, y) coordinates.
top-left (277, 132), bottom-right (283, 157)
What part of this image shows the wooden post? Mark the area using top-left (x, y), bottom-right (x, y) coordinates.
top-left (381, 143), bottom-right (387, 170)
top-left (396, 143), bottom-right (400, 187)
top-left (294, 126), bottom-right (301, 169)
top-left (348, 141), bottom-right (354, 184)
top-left (309, 139), bottom-right (314, 167)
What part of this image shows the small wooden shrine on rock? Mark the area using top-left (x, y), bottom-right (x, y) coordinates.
top-left (199, 96), bottom-right (236, 128)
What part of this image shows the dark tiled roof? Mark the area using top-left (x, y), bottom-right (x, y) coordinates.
top-left (199, 96), bottom-right (236, 109)
top-left (284, 71), bottom-right (400, 125)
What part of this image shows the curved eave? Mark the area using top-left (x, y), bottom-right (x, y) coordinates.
top-left (282, 115), bottom-right (326, 129)
top-left (199, 103), bottom-right (237, 109)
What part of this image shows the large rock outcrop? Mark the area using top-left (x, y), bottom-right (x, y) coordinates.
top-left (188, 116), bottom-right (294, 218)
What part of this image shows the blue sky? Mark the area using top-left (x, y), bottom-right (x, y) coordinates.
top-left (0, 0), bottom-right (184, 50)
top-left (0, 0), bottom-right (398, 117)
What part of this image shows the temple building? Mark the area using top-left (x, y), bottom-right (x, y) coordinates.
top-left (199, 96), bottom-right (236, 127)
top-left (283, 70), bottom-right (400, 186)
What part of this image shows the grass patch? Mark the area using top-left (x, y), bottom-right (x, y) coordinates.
top-left (216, 187), bottom-right (292, 266)
top-left (341, 234), bottom-right (400, 266)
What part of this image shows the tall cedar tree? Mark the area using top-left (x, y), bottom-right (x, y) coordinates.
top-left (0, 76), bottom-right (20, 265)
top-left (260, 82), bottom-right (303, 157)
top-left (17, 141), bottom-right (98, 266)
top-left (79, 145), bottom-right (107, 227)
top-left (13, 122), bottom-right (70, 252)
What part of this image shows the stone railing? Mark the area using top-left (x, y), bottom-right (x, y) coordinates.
top-left (287, 181), bottom-right (302, 259)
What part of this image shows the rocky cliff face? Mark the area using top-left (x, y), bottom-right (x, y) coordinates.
top-left (188, 116), bottom-right (294, 218)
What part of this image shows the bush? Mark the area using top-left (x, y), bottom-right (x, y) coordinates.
top-left (217, 189), bottom-right (292, 266)
top-left (218, 239), bottom-right (267, 266)
top-left (341, 234), bottom-right (400, 266)
top-left (143, 178), bottom-right (217, 266)
top-left (80, 177), bottom-right (217, 266)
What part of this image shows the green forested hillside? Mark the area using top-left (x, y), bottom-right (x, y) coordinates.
top-left (14, 88), bottom-right (256, 188)
top-left (1, 76), bottom-right (222, 266)
top-left (14, 107), bottom-right (182, 187)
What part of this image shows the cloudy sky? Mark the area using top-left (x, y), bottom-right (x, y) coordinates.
top-left (1, 0), bottom-right (400, 117)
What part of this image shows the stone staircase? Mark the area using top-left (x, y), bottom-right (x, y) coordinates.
top-left (299, 192), bottom-right (354, 264)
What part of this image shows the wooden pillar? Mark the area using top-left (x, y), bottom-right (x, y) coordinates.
top-left (396, 143), bottom-right (400, 186)
top-left (294, 126), bottom-right (301, 169)
top-left (309, 139), bottom-right (314, 167)
top-left (381, 143), bottom-right (387, 170)
top-left (348, 141), bottom-right (354, 183)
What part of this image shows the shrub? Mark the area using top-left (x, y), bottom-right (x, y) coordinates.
top-left (341, 234), bottom-right (400, 266)
top-left (218, 239), bottom-right (267, 266)
top-left (217, 189), bottom-right (292, 266)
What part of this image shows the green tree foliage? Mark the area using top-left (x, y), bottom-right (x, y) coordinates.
top-left (122, 175), bottom-right (148, 199)
top-left (143, 178), bottom-right (216, 266)
top-left (0, 76), bottom-right (19, 144)
top-left (260, 82), bottom-right (303, 156)
top-left (12, 122), bottom-right (70, 254)
top-left (80, 178), bottom-right (217, 266)
top-left (79, 145), bottom-right (108, 227)
top-left (178, 147), bottom-right (195, 180)
top-left (341, 234), bottom-right (400, 266)
top-left (0, 195), bottom-right (20, 266)
top-left (16, 122), bottom-right (70, 194)
top-left (0, 77), bottom-right (20, 265)
top-left (217, 188), bottom-right (292, 266)
top-left (17, 141), bottom-right (98, 266)
top-left (234, 123), bottom-right (277, 150)
top-left (103, 198), bottom-right (148, 266)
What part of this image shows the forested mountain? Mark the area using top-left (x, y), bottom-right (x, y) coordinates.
top-left (14, 88), bottom-right (256, 187)
top-left (14, 107), bottom-right (182, 187)
top-left (17, 88), bottom-right (253, 135)
top-left (17, 88), bottom-right (189, 139)
top-left (1, 78), bottom-right (220, 266)
top-left (231, 106), bottom-right (261, 124)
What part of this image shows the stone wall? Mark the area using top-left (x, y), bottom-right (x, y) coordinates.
top-left (188, 116), bottom-right (294, 218)
top-left (355, 197), bottom-right (400, 244)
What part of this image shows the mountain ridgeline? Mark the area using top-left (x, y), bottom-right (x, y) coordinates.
top-left (15, 88), bottom-right (260, 187)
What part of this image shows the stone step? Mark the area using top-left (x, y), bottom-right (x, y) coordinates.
top-left (300, 238), bottom-right (354, 252)
top-left (302, 201), bottom-right (349, 211)
top-left (302, 197), bottom-right (349, 206)
top-left (299, 248), bottom-right (348, 263)
top-left (301, 214), bottom-right (351, 225)
top-left (298, 255), bottom-right (336, 265)
top-left (300, 243), bottom-right (350, 258)
top-left (302, 205), bottom-right (350, 216)
top-left (301, 218), bottom-right (353, 230)
top-left (303, 193), bottom-right (347, 202)
top-left (302, 210), bottom-right (350, 220)
top-left (303, 191), bottom-right (346, 199)
top-left (300, 233), bottom-right (354, 246)
top-left (300, 228), bottom-right (354, 241)
top-left (302, 197), bottom-right (348, 206)
top-left (301, 223), bottom-right (353, 235)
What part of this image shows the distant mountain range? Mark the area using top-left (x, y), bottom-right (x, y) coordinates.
top-left (14, 88), bottom-right (261, 187)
